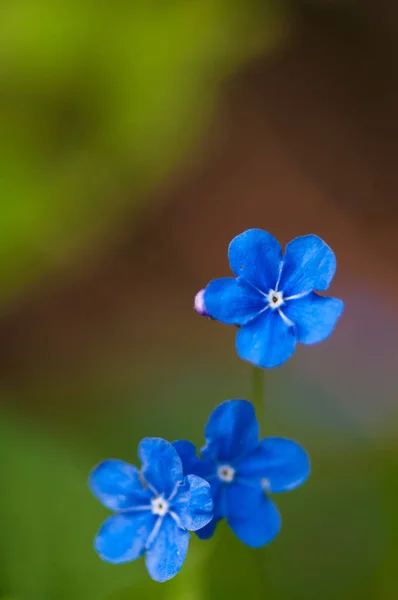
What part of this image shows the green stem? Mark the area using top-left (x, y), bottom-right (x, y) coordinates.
top-left (251, 366), bottom-right (264, 425)
top-left (251, 366), bottom-right (267, 587)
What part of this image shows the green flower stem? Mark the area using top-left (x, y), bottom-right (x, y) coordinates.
top-left (251, 367), bottom-right (264, 425)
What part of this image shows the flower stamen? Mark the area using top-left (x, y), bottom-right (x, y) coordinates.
top-left (151, 495), bottom-right (169, 517)
top-left (217, 464), bottom-right (235, 483)
top-left (267, 289), bottom-right (284, 309)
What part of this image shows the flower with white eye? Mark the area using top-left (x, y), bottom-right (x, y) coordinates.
top-left (89, 438), bottom-right (213, 582)
top-left (197, 229), bottom-right (344, 368)
top-left (174, 399), bottom-right (310, 548)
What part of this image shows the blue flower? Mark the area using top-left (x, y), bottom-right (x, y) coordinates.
top-left (174, 400), bottom-right (310, 547)
top-left (89, 437), bottom-right (213, 582)
top-left (200, 229), bottom-right (344, 368)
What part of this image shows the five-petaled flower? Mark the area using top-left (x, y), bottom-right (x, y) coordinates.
top-left (199, 229), bottom-right (344, 368)
top-left (174, 399), bottom-right (310, 547)
top-left (89, 438), bottom-right (213, 582)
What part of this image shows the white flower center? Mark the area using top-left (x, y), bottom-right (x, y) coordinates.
top-left (261, 478), bottom-right (271, 492)
top-left (217, 464), bottom-right (235, 483)
top-left (151, 495), bottom-right (169, 517)
top-left (267, 289), bottom-right (284, 309)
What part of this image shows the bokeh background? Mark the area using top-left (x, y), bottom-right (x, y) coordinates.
top-left (1, 0), bottom-right (398, 598)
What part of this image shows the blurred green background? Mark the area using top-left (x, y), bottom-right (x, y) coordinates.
top-left (1, 0), bottom-right (398, 599)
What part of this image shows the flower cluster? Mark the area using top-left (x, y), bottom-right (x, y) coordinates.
top-left (90, 400), bottom-right (309, 581)
top-left (89, 229), bottom-right (342, 582)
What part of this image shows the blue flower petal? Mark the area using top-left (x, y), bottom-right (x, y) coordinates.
top-left (139, 438), bottom-right (183, 497)
top-left (228, 229), bottom-right (282, 292)
top-left (236, 309), bottom-right (296, 369)
top-left (195, 517), bottom-right (220, 539)
top-left (172, 440), bottom-right (199, 474)
top-left (238, 437), bottom-right (311, 493)
top-left (224, 481), bottom-right (261, 519)
top-left (145, 514), bottom-right (190, 582)
top-left (227, 493), bottom-right (281, 548)
top-left (89, 459), bottom-right (151, 511)
top-left (284, 293), bottom-right (344, 345)
top-left (94, 512), bottom-right (155, 564)
top-left (203, 399), bottom-right (259, 462)
top-left (204, 278), bottom-right (264, 325)
top-left (172, 474), bottom-right (213, 531)
top-left (279, 234), bottom-right (336, 296)
top-left (173, 440), bottom-right (215, 480)
top-left (195, 479), bottom-right (223, 540)
top-left (225, 482), bottom-right (281, 546)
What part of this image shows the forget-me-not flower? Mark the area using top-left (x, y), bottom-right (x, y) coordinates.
top-left (89, 437), bottom-right (213, 582)
top-left (199, 229), bottom-right (344, 368)
top-left (174, 399), bottom-right (310, 547)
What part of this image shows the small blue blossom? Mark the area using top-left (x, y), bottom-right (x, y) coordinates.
top-left (174, 400), bottom-right (310, 547)
top-left (199, 229), bottom-right (344, 368)
top-left (89, 437), bottom-right (213, 582)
